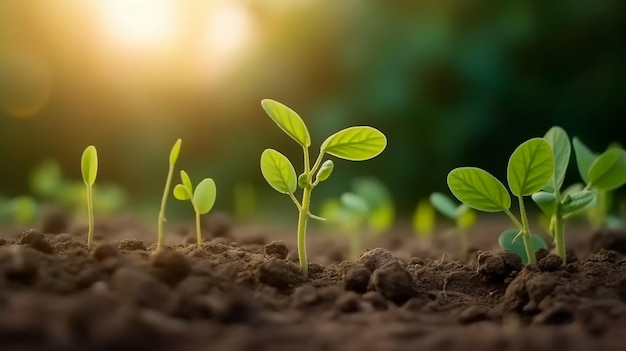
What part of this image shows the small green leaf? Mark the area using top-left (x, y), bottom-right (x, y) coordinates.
top-left (531, 191), bottom-right (557, 215)
top-left (413, 199), bottom-right (435, 237)
top-left (507, 138), bottom-right (554, 196)
top-left (543, 127), bottom-right (570, 192)
top-left (340, 192), bottom-right (370, 215)
top-left (173, 184), bottom-right (191, 200)
top-left (447, 167), bottom-right (511, 212)
top-left (562, 183), bottom-right (584, 197)
top-left (561, 190), bottom-right (595, 215)
top-left (193, 178), bottom-right (217, 214)
top-left (315, 160), bottom-right (334, 182)
top-left (456, 207), bottom-right (476, 229)
top-left (298, 173), bottom-right (309, 189)
top-left (180, 170), bottom-right (193, 195)
top-left (572, 137), bottom-right (595, 183)
top-left (498, 229), bottom-right (548, 265)
top-left (320, 126), bottom-right (387, 161)
top-left (169, 139), bottom-right (182, 165)
top-left (429, 192), bottom-right (459, 219)
top-left (588, 148), bottom-right (626, 191)
top-left (260, 149), bottom-right (297, 194)
top-left (81, 145), bottom-right (98, 186)
top-left (261, 99), bottom-right (311, 147)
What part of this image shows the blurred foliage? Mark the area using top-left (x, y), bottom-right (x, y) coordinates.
top-left (0, 0), bottom-right (625, 221)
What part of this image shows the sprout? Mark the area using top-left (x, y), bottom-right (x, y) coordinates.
top-left (173, 170), bottom-right (217, 247)
top-left (429, 192), bottom-right (476, 253)
top-left (260, 99), bottom-right (387, 277)
top-left (157, 139), bottom-right (182, 250)
top-left (81, 145), bottom-right (98, 249)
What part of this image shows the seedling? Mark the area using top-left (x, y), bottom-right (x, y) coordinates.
top-left (429, 192), bottom-right (476, 252)
top-left (260, 99), bottom-right (386, 277)
top-left (447, 138), bottom-right (553, 265)
top-left (173, 170), bottom-right (217, 247)
top-left (81, 145), bottom-right (98, 249)
top-left (412, 198), bottom-right (436, 239)
top-left (157, 139), bottom-right (182, 250)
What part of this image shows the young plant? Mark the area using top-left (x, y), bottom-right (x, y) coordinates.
top-left (412, 198), bottom-right (436, 239)
top-left (157, 138), bottom-right (182, 250)
top-left (429, 192), bottom-right (476, 252)
top-left (173, 170), bottom-right (217, 247)
top-left (260, 99), bottom-right (387, 277)
top-left (81, 145), bottom-right (98, 249)
top-left (447, 138), bottom-right (553, 265)
top-left (530, 127), bottom-right (596, 262)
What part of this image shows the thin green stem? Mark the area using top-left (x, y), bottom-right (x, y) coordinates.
top-left (297, 186), bottom-right (311, 278)
top-left (195, 210), bottom-right (202, 248)
top-left (553, 211), bottom-right (565, 263)
top-left (310, 151), bottom-right (325, 175)
top-left (288, 192), bottom-right (302, 211)
top-left (503, 209), bottom-right (523, 230)
top-left (157, 163), bottom-right (175, 250)
top-left (86, 185), bottom-right (94, 249)
top-left (518, 195), bottom-right (536, 265)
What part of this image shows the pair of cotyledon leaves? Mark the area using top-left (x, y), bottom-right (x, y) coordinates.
top-left (260, 99), bottom-right (387, 195)
top-left (448, 127), bottom-right (626, 216)
top-left (173, 170), bottom-right (216, 215)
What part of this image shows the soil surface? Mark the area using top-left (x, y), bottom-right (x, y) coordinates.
top-left (1, 210), bottom-right (626, 351)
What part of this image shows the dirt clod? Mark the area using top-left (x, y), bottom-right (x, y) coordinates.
top-left (92, 243), bottom-right (120, 261)
top-left (17, 229), bottom-right (55, 254)
top-left (257, 258), bottom-right (305, 291)
top-left (264, 240), bottom-right (289, 259)
top-left (343, 264), bottom-right (371, 293)
top-left (150, 249), bottom-right (191, 286)
top-left (538, 253), bottom-right (563, 272)
top-left (477, 250), bottom-right (522, 283)
top-left (356, 247), bottom-right (396, 271)
top-left (370, 260), bottom-right (416, 305)
top-left (118, 239), bottom-right (146, 251)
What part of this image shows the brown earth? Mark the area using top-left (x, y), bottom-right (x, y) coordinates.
top-left (1, 210), bottom-right (626, 351)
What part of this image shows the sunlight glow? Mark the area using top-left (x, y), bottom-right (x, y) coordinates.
top-left (97, 0), bottom-right (176, 46)
top-left (206, 3), bottom-right (253, 58)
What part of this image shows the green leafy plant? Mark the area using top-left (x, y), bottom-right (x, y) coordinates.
top-left (173, 170), bottom-right (217, 247)
top-left (260, 99), bottom-right (387, 277)
top-left (447, 138), bottom-right (553, 265)
top-left (81, 145), bottom-right (98, 249)
top-left (429, 192), bottom-right (476, 252)
top-left (0, 195), bottom-right (39, 225)
top-left (157, 139), bottom-right (182, 250)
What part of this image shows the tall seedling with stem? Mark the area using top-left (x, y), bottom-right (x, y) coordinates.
top-left (157, 139), bottom-right (182, 250)
top-left (260, 99), bottom-right (387, 277)
top-left (81, 145), bottom-right (98, 249)
top-left (447, 138), bottom-right (554, 264)
top-left (173, 170), bottom-right (217, 247)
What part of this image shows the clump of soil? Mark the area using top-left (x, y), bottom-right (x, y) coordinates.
top-left (1, 213), bottom-right (626, 351)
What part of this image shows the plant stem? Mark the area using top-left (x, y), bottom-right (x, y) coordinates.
top-left (195, 210), bottom-right (202, 248)
top-left (518, 195), bottom-right (536, 265)
top-left (157, 164), bottom-right (175, 250)
top-left (553, 211), bottom-right (566, 263)
top-left (297, 186), bottom-right (311, 277)
top-left (458, 227), bottom-right (468, 253)
top-left (86, 185), bottom-right (94, 249)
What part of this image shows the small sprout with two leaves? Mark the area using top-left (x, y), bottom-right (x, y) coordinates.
top-left (447, 138), bottom-right (552, 265)
top-left (260, 99), bottom-right (387, 277)
top-left (81, 145), bottom-right (98, 249)
top-left (173, 170), bottom-right (217, 247)
top-left (157, 138), bottom-right (182, 250)
top-left (428, 192), bottom-right (476, 253)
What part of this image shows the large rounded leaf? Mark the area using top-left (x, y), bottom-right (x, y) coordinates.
top-left (320, 126), bottom-right (387, 161)
top-left (572, 137), bottom-right (595, 184)
top-left (498, 229), bottom-right (548, 265)
top-left (543, 126), bottom-right (570, 192)
top-left (447, 167), bottom-right (511, 212)
top-left (81, 145), bottom-right (98, 186)
top-left (588, 148), bottom-right (626, 191)
top-left (260, 149), bottom-right (297, 194)
top-left (507, 138), bottom-right (554, 196)
top-left (193, 178), bottom-right (217, 214)
top-left (261, 99), bottom-right (311, 148)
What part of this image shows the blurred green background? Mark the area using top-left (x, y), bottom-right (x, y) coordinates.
top-left (0, 0), bottom-right (625, 224)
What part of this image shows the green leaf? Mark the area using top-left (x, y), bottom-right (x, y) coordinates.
top-left (260, 149), bottom-right (297, 194)
top-left (352, 177), bottom-right (391, 209)
top-left (507, 138), bottom-right (554, 196)
top-left (340, 192), bottom-right (370, 215)
top-left (572, 137), bottom-right (595, 184)
top-left (531, 191), bottom-right (557, 215)
top-left (193, 178), bottom-right (217, 214)
top-left (562, 183), bottom-right (584, 197)
top-left (173, 184), bottom-right (191, 200)
top-left (561, 190), bottom-right (596, 216)
top-left (81, 145), bottom-right (98, 186)
top-left (368, 202), bottom-right (394, 234)
top-left (498, 229), bottom-right (548, 265)
top-left (456, 207), bottom-right (476, 229)
top-left (180, 170), bottom-right (193, 195)
top-left (169, 139), bottom-right (182, 165)
top-left (543, 126), bottom-right (570, 192)
top-left (447, 167), bottom-right (511, 212)
top-left (588, 148), bottom-right (626, 191)
top-left (412, 199), bottom-right (435, 237)
top-left (429, 192), bottom-right (459, 219)
top-left (315, 160), bottom-right (334, 182)
top-left (320, 126), bottom-right (387, 161)
top-left (30, 159), bottom-right (62, 198)
top-left (261, 99), bottom-right (311, 147)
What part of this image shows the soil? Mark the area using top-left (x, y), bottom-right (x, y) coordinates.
top-left (2, 210), bottom-right (626, 351)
